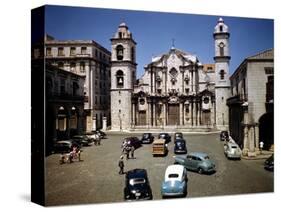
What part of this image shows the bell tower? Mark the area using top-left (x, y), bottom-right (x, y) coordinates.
top-left (214, 17), bottom-right (231, 130)
top-left (110, 23), bottom-right (137, 130)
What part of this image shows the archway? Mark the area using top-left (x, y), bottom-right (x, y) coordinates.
top-left (259, 112), bottom-right (274, 150)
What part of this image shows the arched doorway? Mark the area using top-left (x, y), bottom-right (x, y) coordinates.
top-left (56, 106), bottom-right (67, 140)
top-left (69, 106), bottom-right (78, 137)
top-left (259, 112), bottom-right (274, 150)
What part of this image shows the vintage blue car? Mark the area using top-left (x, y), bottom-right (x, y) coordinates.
top-left (161, 165), bottom-right (188, 198)
top-left (174, 152), bottom-right (216, 174)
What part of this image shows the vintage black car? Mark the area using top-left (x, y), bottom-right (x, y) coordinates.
top-left (140, 133), bottom-right (154, 144)
top-left (53, 140), bottom-right (81, 153)
top-left (174, 132), bottom-right (183, 142)
top-left (123, 137), bottom-right (142, 149)
top-left (174, 139), bottom-right (187, 154)
top-left (220, 131), bottom-right (229, 141)
top-left (71, 135), bottom-right (91, 146)
top-left (124, 169), bottom-right (153, 201)
top-left (158, 133), bottom-right (171, 143)
top-left (264, 154), bottom-right (274, 171)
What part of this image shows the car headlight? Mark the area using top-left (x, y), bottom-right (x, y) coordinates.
top-left (131, 190), bottom-right (136, 194)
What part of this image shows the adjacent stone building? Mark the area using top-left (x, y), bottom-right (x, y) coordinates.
top-left (227, 49), bottom-right (274, 156)
top-left (45, 64), bottom-right (85, 153)
top-left (44, 35), bottom-right (111, 131)
top-left (110, 18), bottom-right (231, 131)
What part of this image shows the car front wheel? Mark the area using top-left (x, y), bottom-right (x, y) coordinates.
top-left (198, 167), bottom-right (203, 174)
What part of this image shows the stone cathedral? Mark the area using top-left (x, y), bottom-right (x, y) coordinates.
top-left (110, 18), bottom-right (231, 131)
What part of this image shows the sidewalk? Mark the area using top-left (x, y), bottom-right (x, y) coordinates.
top-left (241, 150), bottom-right (273, 160)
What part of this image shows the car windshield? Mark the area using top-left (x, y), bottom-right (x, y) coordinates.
top-left (159, 134), bottom-right (165, 138)
top-left (168, 173), bottom-right (179, 178)
top-left (129, 178), bottom-right (146, 186)
top-left (143, 134), bottom-right (149, 138)
top-left (176, 141), bottom-right (185, 146)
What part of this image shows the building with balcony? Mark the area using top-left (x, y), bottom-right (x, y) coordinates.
top-left (43, 35), bottom-right (111, 131)
top-left (45, 65), bottom-right (85, 153)
top-left (227, 49), bottom-right (274, 156)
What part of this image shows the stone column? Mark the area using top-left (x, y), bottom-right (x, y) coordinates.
top-left (248, 126), bottom-right (256, 155)
top-left (153, 102), bottom-right (156, 127)
top-left (102, 116), bottom-right (107, 131)
top-left (66, 113), bottom-right (71, 138)
top-left (210, 100), bottom-right (214, 127)
top-left (163, 103), bottom-right (167, 126)
top-left (147, 102), bottom-right (151, 128)
top-left (92, 116), bottom-right (97, 131)
top-left (152, 71), bottom-right (155, 94)
top-left (193, 100), bottom-right (196, 126)
top-left (77, 109), bottom-right (84, 135)
top-left (132, 103), bottom-right (136, 127)
top-left (254, 125), bottom-right (259, 151)
top-left (197, 102), bottom-right (201, 126)
top-left (183, 104), bottom-right (186, 126)
top-left (179, 102), bottom-right (183, 126)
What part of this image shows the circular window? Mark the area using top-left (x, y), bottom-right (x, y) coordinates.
top-left (139, 98), bottom-right (145, 105)
top-left (203, 97), bottom-right (209, 104)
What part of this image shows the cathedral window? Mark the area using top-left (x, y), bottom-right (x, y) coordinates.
top-left (219, 70), bottom-right (225, 80)
top-left (219, 42), bottom-right (224, 56)
top-left (116, 45), bottom-right (124, 60)
top-left (119, 32), bottom-right (122, 38)
top-left (116, 70), bottom-right (124, 88)
top-left (131, 47), bottom-right (135, 62)
top-left (219, 25), bottom-right (223, 32)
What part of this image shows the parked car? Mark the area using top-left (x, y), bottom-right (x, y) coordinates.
top-left (264, 154), bottom-right (274, 171)
top-left (124, 169), bottom-right (153, 201)
top-left (161, 165), bottom-right (188, 198)
top-left (174, 139), bottom-right (187, 154)
top-left (71, 135), bottom-right (91, 146)
top-left (123, 137), bottom-right (142, 149)
top-left (174, 152), bottom-right (216, 174)
top-left (152, 139), bottom-right (168, 156)
top-left (220, 131), bottom-right (229, 141)
top-left (158, 133), bottom-right (171, 143)
top-left (53, 140), bottom-right (80, 153)
top-left (93, 130), bottom-right (107, 139)
top-left (140, 133), bottom-right (154, 144)
top-left (174, 132), bottom-right (183, 142)
top-left (224, 142), bottom-right (242, 159)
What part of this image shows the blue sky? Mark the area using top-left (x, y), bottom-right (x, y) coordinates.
top-left (45, 5), bottom-right (273, 77)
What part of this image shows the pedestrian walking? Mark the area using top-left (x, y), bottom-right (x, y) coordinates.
top-left (118, 156), bottom-right (125, 174)
top-left (125, 145), bottom-right (130, 160)
top-left (130, 146), bottom-right (135, 159)
top-left (259, 141), bottom-right (264, 154)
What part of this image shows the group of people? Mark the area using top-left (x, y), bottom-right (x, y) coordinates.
top-left (60, 146), bottom-right (82, 164)
top-left (118, 141), bottom-right (136, 174)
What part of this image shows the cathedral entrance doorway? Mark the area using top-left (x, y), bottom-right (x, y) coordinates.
top-left (138, 111), bottom-right (146, 126)
top-left (168, 104), bottom-right (179, 125)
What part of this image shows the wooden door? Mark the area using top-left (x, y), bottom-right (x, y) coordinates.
top-left (168, 104), bottom-right (179, 125)
top-left (138, 111), bottom-right (146, 126)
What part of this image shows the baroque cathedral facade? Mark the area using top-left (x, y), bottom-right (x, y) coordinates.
top-left (110, 18), bottom-right (231, 131)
